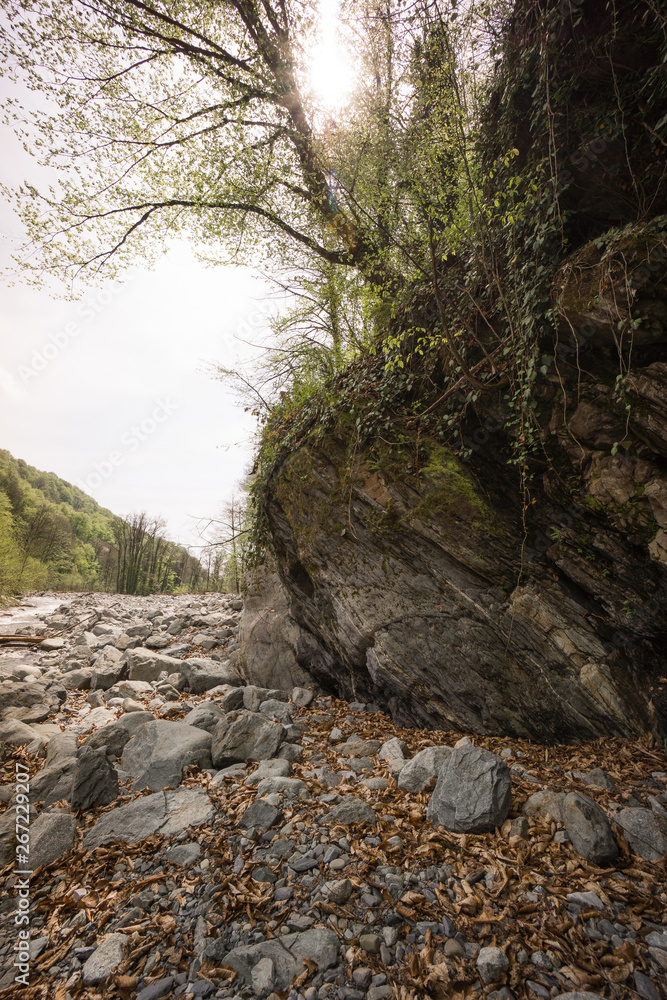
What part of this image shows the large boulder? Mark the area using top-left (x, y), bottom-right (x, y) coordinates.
top-left (426, 745), bottom-right (512, 833)
top-left (211, 711), bottom-right (285, 768)
top-left (238, 563), bottom-right (317, 691)
top-left (120, 720), bottom-right (212, 791)
top-left (126, 648), bottom-right (183, 682)
top-left (179, 657), bottom-right (243, 694)
top-left (83, 787), bottom-right (215, 849)
top-left (261, 402), bottom-right (667, 745)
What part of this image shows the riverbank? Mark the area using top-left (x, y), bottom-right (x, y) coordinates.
top-left (0, 593), bottom-right (665, 1000)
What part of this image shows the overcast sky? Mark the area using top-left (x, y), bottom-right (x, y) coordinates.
top-left (0, 0), bottom-right (352, 552)
top-left (0, 110), bottom-right (266, 551)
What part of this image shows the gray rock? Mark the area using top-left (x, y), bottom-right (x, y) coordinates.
top-left (39, 637), bottom-right (65, 651)
top-left (184, 703), bottom-right (225, 733)
top-left (256, 776), bottom-right (307, 798)
top-left (221, 687), bottom-right (245, 712)
top-left (31, 758), bottom-right (78, 809)
top-left (126, 648), bottom-right (183, 682)
top-left (0, 680), bottom-right (62, 723)
top-left (211, 711), bottom-right (285, 768)
top-left (84, 787), bottom-right (215, 848)
top-left (224, 928), bottom-right (339, 990)
top-left (554, 995), bottom-right (606, 1000)
top-left (180, 657), bottom-right (243, 694)
top-left (30, 809), bottom-right (77, 867)
top-left (0, 719), bottom-right (48, 753)
top-left (82, 933), bottom-right (129, 985)
top-left (165, 842), bottom-right (201, 866)
top-left (321, 796), bottom-right (376, 826)
top-left (359, 933), bottom-right (382, 954)
top-left (246, 759), bottom-right (291, 786)
top-left (145, 634), bottom-right (170, 649)
top-left (90, 646), bottom-right (127, 690)
top-left (397, 746), bottom-right (452, 792)
top-left (62, 668), bottom-right (93, 690)
top-left (563, 792), bottom-right (618, 864)
top-left (122, 698), bottom-right (144, 713)
top-left (238, 799), bottom-right (282, 831)
top-left (71, 747), bottom-right (119, 810)
top-left (566, 891), bottom-right (604, 910)
top-left (337, 737), bottom-right (382, 757)
top-left (135, 978), bottom-right (175, 1000)
top-left (251, 955), bottom-right (275, 997)
top-left (477, 947), bottom-right (509, 984)
top-left (582, 768), bottom-right (615, 790)
top-left (634, 971), bottom-right (661, 1000)
top-left (121, 720), bottom-right (212, 791)
top-left (378, 736), bottom-right (409, 762)
top-left (523, 790), bottom-right (566, 824)
top-left (427, 745), bottom-right (511, 833)
top-left (81, 711), bottom-right (154, 757)
top-left (615, 807), bottom-right (667, 861)
top-left (292, 687), bottom-right (314, 707)
top-left (326, 878), bottom-right (353, 904)
top-left (238, 563), bottom-right (316, 691)
top-left (242, 685), bottom-right (285, 712)
top-left (259, 698), bottom-right (296, 724)
top-left (44, 733), bottom-right (78, 769)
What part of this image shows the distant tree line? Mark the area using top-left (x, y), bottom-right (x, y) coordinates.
top-left (0, 448), bottom-right (207, 596)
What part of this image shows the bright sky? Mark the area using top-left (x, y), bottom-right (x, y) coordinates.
top-left (0, 0), bottom-right (353, 552)
top-left (0, 120), bottom-right (263, 550)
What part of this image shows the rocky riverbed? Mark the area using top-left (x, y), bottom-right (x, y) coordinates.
top-left (0, 592), bottom-right (666, 1000)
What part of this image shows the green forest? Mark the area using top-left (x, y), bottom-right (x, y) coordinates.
top-left (0, 449), bottom-right (209, 595)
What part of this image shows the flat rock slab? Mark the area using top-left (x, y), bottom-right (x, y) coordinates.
top-left (426, 744), bottom-right (511, 833)
top-left (83, 787), bottom-right (215, 849)
top-left (126, 648), bottom-right (183, 682)
top-left (224, 927), bottom-right (339, 990)
top-left (121, 719), bottom-right (212, 791)
top-left (337, 738), bottom-right (382, 757)
top-left (320, 796), bottom-right (377, 826)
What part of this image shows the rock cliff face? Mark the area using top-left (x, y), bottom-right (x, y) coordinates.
top-left (262, 381), bottom-right (666, 745)
top-left (248, 0), bottom-right (667, 747)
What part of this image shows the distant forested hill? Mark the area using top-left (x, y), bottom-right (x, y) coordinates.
top-left (0, 448), bottom-right (204, 595)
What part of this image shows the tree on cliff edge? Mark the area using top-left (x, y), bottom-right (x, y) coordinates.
top-left (0, 0), bottom-right (405, 287)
